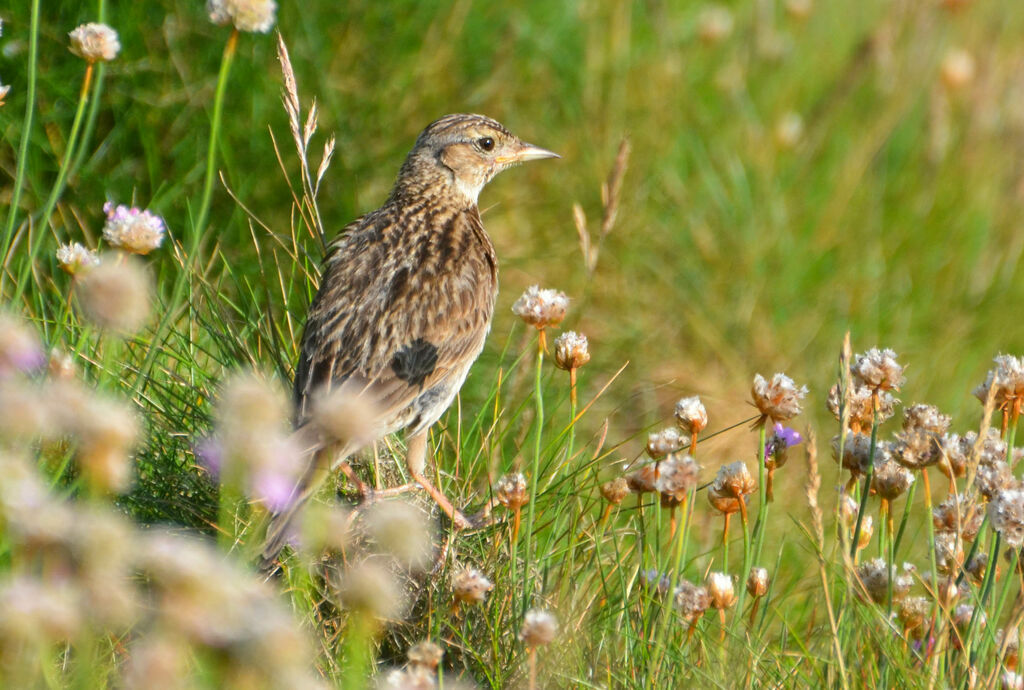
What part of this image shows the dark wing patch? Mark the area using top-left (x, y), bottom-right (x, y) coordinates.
top-left (390, 338), bottom-right (439, 389)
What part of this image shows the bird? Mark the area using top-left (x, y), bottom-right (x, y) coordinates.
top-left (260, 114), bottom-right (558, 567)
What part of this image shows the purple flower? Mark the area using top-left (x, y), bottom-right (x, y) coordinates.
top-left (251, 470), bottom-right (296, 512)
top-left (765, 423), bottom-right (803, 461)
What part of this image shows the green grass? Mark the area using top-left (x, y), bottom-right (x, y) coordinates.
top-left (2, 0), bottom-right (1024, 687)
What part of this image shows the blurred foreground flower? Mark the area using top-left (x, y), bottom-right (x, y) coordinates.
top-left (207, 0), bottom-right (278, 33)
top-left (940, 49), bottom-right (975, 91)
top-left (698, 5), bottom-right (733, 44)
top-left (0, 81), bottom-right (10, 107)
top-left (0, 312), bottom-right (45, 377)
top-left (75, 255), bottom-right (153, 333)
top-left (102, 202), bottom-right (166, 255)
top-left (452, 567), bottom-right (493, 607)
top-left (68, 23), bottom-right (120, 63)
top-left (520, 609), bottom-right (558, 649)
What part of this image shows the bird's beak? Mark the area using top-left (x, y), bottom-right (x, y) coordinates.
top-left (498, 143), bottom-right (560, 164)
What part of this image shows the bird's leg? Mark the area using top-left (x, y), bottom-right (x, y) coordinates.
top-left (406, 431), bottom-right (472, 529)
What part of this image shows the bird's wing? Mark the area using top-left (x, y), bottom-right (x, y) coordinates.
top-left (293, 208), bottom-right (497, 433)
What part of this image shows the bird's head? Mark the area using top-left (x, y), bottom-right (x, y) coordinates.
top-left (393, 114), bottom-right (558, 206)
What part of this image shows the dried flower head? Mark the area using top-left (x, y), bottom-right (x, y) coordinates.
top-left (891, 428), bottom-right (943, 470)
top-left (625, 464), bottom-right (657, 494)
top-left (407, 640), bottom-right (444, 671)
top-left (898, 596), bottom-right (930, 636)
top-left (656, 454), bottom-right (699, 505)
top-left (511, 286), bottom-right (568, 330)
top-left (102, 202), bottom-right (166, 255)
top-left (706, 571), bottom-right (737, 609)
top-left (934, 531), bottom-right (965, 573)
top-left (827, 383), bottom-right (898, 430)
top-left (933, 494), bottom-right (983, 541)
top-left (519, 609), bottom-right (558, 648)
top-left (708, 461), bottom-right (756, 515)
top-left (938, 433), bottom-right (970, 480)
top-left (999, 628), bottom-right (1021, 669)
top-left (747, 567), bottom-right (769, 598)
top-left (924, 572), bottom-right (964, 608)
top-left (871, 456), bottom-right (915, 500)
top-left (68, 23), bottom-right (120, 63)
top-left (0, 313), bottom-right (45, 377)
top-left (903, 403), bottom-right (951, 434)
top-left (334, 559), bottom-right (405, 620)
top-left (75, 256), bottom-right (153, 333)
top-left (851, 348), bottom-right (904, 392)
top-left (56, 242), bottom-right (100, 276)
top-left (856, 559), bottom-right (915, 604)
top-left (839, 492), bottom-right (859, 527)
top-left (831, 432), bottom-right (877, 477)
top-left (494, 472), bottom-right (529, 511)
top-left (1002, 671), bottom-right (1023, 690)
top-left (674, 580), bottom-right (711, 622)
top-left (856, 515), bottom-right (874, 550)
top-left (553, 331), bottom-right (590, 371)
top-left (364, 500), bottom-right (434, 571)
top-left (674, 396), bottom-right (708, 435)
top-left (600, 477), bottom-right (630, 505)
top-left (990, 488), bottom-right (1024, 548)
top-left (698, 5), bottom-right (734, 44)
top-left (751, 372), bottom-right (807, 423)
top-left (207, 0), bottom-right (278, 33)
top-left (974, 354), bottom-right (1024, 411)
top-left (940, 48), bottom-right (975, 90)
top-left (646, 427), bottom-right (685, 459)
top-left (977, 459), bottom-right (1014, 500)
top-left (965, 552), bottom-right (990, 583)
top-left (452, 567), bottom-right (493, 605)
top-left (639, 569), bottom-right (672, 597)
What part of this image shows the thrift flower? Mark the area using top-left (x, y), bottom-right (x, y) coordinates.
top-left (511, 286), bottom-right (568, 330)
top-left (102, 202), bottom-right (166, 255)
top-left (851, 348), bottom-right (904, 392)
top-left (56, 242), bottom-right (100, 275)
top-left (207, 0), bottom-right (278, 33)
top-left (553, 331), bottom-right (590, 371)
top-left (68, 23), bottom-right (120, 63)
top-left (751, 372), bottom-right (807, 423)
top-left (519, 609), bottom-right (558, 648)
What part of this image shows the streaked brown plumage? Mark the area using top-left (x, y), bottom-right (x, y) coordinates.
top-left (260, 114), bottom-right (557, 566)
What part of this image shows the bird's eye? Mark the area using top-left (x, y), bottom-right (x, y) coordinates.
top-left (477, 137), bottom-right (495, 152)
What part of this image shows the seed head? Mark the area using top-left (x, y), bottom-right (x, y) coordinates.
top-left (68, 23), bottom-right (120, 63)
top-left (751, 372), bottom-right (807, 423)
top-left (934, 531), bottom-right (965, 573)
top-left (511, 286), bottom-right (568, 330)
top-left (451, 567), bottom-right (493, 605)
top-left (871, 456), bottom-right (915, 500)
top-left (897, 596), bottom-right (930, 636)
top-left (940, 49), bottom-right (975, 90)
top-left (708, 461), bottom-right (755, 515)
top-left (827, 382), bottom-right (898, 429)
top-left (519, 609), bottom-right (558, 648)
top-left (974, 354), bottom-right (1024, 410)
top-left (891, 428), bottom-right (943, 470)
top-left (207, 0), bottom-right (278, 33)
top-left (989, 488), bottom-right (1024, 548)
top-left (933, 494), bottom-right (983, 541)
top-left (553, 331), bottom-right (590, 371)
top-left (0, 313), bottom-right (45, 377)
top-left (965, 552), bottom-right (990, 583)
top-left (625, 464), bottom-right (657, 494)
top-left (856, 559), bottom-right (915, 604)
top-left (977, 459), bottom-right (1014, 500)
top-left (407, 640), bottom-right (444, 671)
top-left (746, 567), bottom-right (769, 598)
top-left (903, 403), bottom-right (951, 434)
top-left (600, 477), bottom-right (630, 505)
top-left (494, 472), bottom-right (529, 511)
top-left (698, 5), bottom-right (734, 44)
top-left (656, 454), bottom-right (699, 505)
top-left (706, 571), bottom-right (737, 609)
top-left (75, 256), bottom-right (153, 333)
top-left (674, 396), bottom-right (708, 435)
top-left (646, 427), bottom-right (685, 460)
top-left (56, 242), bottom-right (100, 276)
top-left (673, 580), bottom-right (711, 623)
top-left (102, 202), bottom-right (166, 255)
top-left (939, 433), bottom-right (970, 480)
top-left (851, 348), bottom-right (904, 392)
